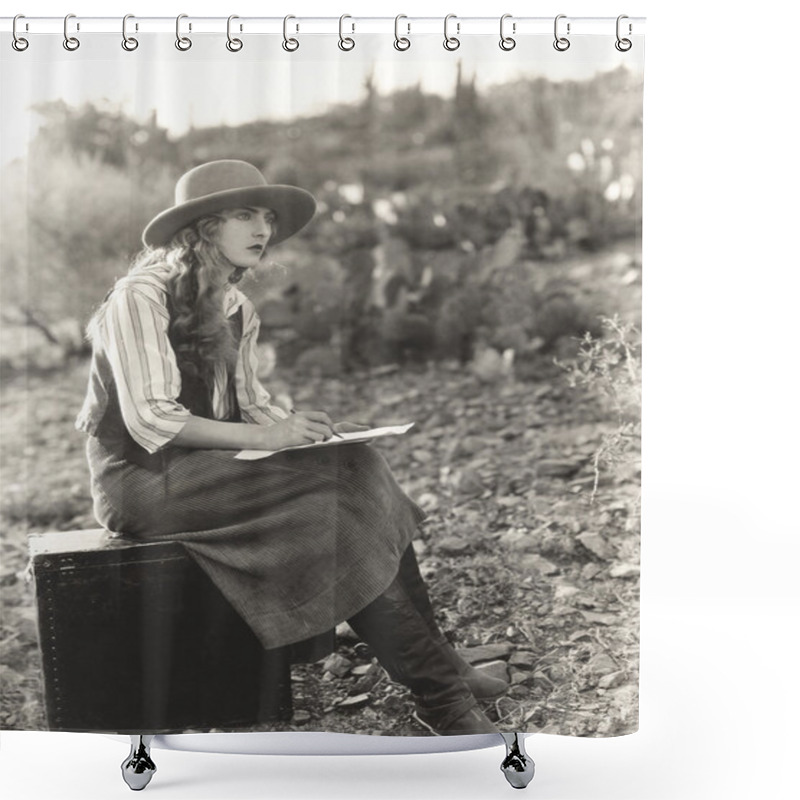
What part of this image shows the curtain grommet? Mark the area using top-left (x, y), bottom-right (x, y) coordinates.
top-left (338, 14), bottom-right (355, 51)
top-left (553, 14), bottom-right (570, 52)
top-left (615, 15), bottom-right (632, 51)
top-left (443, 14), bottom-right (460, 51)
top-left (121, 14), bottom-right (139, 51)
top-left (175, 14), bottom-right (192, 51)
top-left (226, 15), bottom-right (243, 52)
top-left (63, 13), bottom-right (80, 51)
top-left (282, 15), bottom-right (299, 52)
top-left (499, 14), bottom-right (516, 51)
top-left (394, 14), bottom-right (411, 51)
top-left (12, 14), bottom-right (29, 51)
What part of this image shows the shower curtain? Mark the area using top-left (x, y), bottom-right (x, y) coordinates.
top-left (0, 18), bottom-right (643, 740)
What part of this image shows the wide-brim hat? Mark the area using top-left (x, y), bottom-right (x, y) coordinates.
top-left (142, 160), bottom-right (316, 248)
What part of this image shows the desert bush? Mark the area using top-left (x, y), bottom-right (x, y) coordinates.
top-left (559, 315), bottom-right (641, 505)
top-left (1, 150), bottom-right (175, 328)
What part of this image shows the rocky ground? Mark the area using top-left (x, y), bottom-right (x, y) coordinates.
top-left (0, 342), bottom-right (639, 737)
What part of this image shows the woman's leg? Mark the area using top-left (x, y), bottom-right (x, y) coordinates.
top-left (395, 545), bottom-right (510, 700)
top-left (346, 571), bottom-right (499, 735)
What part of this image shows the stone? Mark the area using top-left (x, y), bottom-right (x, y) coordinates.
top-left (351, 671), bottom-right (382, 694)
top-left (519, 554), bottom-right (560, 576)
top-left (610, 563), bottom-right (640, 578)
top-left (335, 694), bottom-right (371, 710)
top-left (585, 653), bottom-right (618, 676)
top-left (581, 563), bottom-right (604, 581)
top-left (498, 529), bottom-right (530, 551)
top-left (456, 643), bottom-right (513, 664)
top-left (598, 671), bottom-right (627, 690)
top-left (416, 493), bottom-right (439, 512)
top-left (554, 583), bottom-right (580, 599)
top-left (454, 468), bottom-right (485, 496)
top-left (292, 710), bottom-right (312, 724)
top-left (577, 532), bottom-right (615, 560)
top-left (536, 459), bottom-right (582, 478)
top-left (509, 651), bottom-right (536, 670)
top-left (581, 611), bottom-right (618, 626)
top-left (322, 653), bottom-right (353, 679)
top-left (438, 536), bottom-right (472, 556)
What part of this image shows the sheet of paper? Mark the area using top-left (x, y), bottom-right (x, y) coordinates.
top-left (235, 422), bottom-right (415, 461)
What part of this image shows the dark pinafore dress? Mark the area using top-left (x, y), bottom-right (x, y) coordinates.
top-left (85, 306), bottom-right (425, 650)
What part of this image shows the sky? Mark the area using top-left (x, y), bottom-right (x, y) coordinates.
top-left (0, 30), bottom-right (643, 166)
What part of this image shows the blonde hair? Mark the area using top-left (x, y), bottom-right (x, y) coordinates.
top-left (90, 214), bottom-right (245, 385)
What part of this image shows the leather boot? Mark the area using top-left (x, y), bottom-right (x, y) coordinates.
top-left (395, 546), bottom-right (510, 700)
top-left (347, 573), bottom-right (499, 736)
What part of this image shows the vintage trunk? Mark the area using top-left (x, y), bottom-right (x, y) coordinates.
top-left (29, 530), bottom-right (334, 733)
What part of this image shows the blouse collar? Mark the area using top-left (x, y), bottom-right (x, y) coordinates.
top-left (223, 285), bottom-right (247, 318)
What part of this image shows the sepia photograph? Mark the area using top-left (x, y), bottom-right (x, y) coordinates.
top-left (1, 28), bottom-right (642, 749)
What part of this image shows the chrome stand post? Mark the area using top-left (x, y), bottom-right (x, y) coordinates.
top-left (500, 732), bottom-right (535, 789)
top-left (121, 735), bottom-right (156, 791)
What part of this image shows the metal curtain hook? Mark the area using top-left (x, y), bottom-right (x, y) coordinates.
top-left (175, 14), bottom-right (192, 50)
top-left (394, 14), bottom-right (410, 51)
top-left (500, 13), bottom-right (516, 51)
top-left (12, 14), bottom-right (29, 51)
top-left (63, 13), bottom-right (80, 51)
top-left (227, 15), bottom-right (243, 51)
top-left (283, 15), bottom-right (299, 51)
top-left (444, 14), bottom-right (460, 51)
top-left (553, 14), bottom-right (570, 51)
top-left (338, 14), bottom-right (355, 51)
top-left (122, 14), bottom-right (139, 51)
top-left (615, 14), bottom-right (632, 51)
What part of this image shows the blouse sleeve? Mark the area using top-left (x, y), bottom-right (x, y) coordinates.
top-left (235, 300), bottom-right (290, 426)
top-left (99, 284), bottom-right (191, 453)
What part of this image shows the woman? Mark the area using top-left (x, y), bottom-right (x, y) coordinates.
top-left (76, 160), bottom-right (507, 735)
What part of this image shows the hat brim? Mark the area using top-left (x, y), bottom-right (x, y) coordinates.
top-left (142, 185), bottom-right (316, 248)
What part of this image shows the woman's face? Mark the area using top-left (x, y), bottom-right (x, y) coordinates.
top-left (215, 206), bottom-right (276, 269)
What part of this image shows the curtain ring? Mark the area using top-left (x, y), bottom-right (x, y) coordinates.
top-left (282, 15), bottom-right (299, 52)
top-left (175, 14), bottom-right (192, 51)
top-left (338, 14), bottom-right (355, 51)
top-left (394, 14), bottom-right (410, 51)
top-left (443, 14), bottom-right (460, 51)
top-left (226, 15), bottom-right (243, 51)
top-left (63, 13), bottom-right (80, 51)
top-left (615, 14), bottom-right (632, 51)
top-left (12, 15), bottom-right (29, 51)
top-left (499, 13), bottom-right (516, 51)
top-left (122, 14), bottom-right (139, 51)
top-left (553, 14), bottom-right (570, 51)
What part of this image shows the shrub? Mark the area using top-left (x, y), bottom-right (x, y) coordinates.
top-left (558, 316), bottom-right (641, 505)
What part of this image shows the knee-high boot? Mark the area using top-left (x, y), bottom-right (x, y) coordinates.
top-left (347, 572), bottom-right (499, 735)
top-left (394, 546), bottom-right (510, 700)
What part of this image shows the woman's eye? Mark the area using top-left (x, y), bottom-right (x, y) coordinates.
top-left (237, 212), bottom-right (250, 220)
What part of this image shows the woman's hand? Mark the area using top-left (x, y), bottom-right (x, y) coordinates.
top-left (258, 410), bottom-right (336, 450)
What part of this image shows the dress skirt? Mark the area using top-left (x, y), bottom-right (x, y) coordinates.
top-left (85, 425), bottom-right (426, 651)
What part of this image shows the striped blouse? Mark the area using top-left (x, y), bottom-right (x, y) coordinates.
top-left (75, 264), bottom-right (289, 454)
